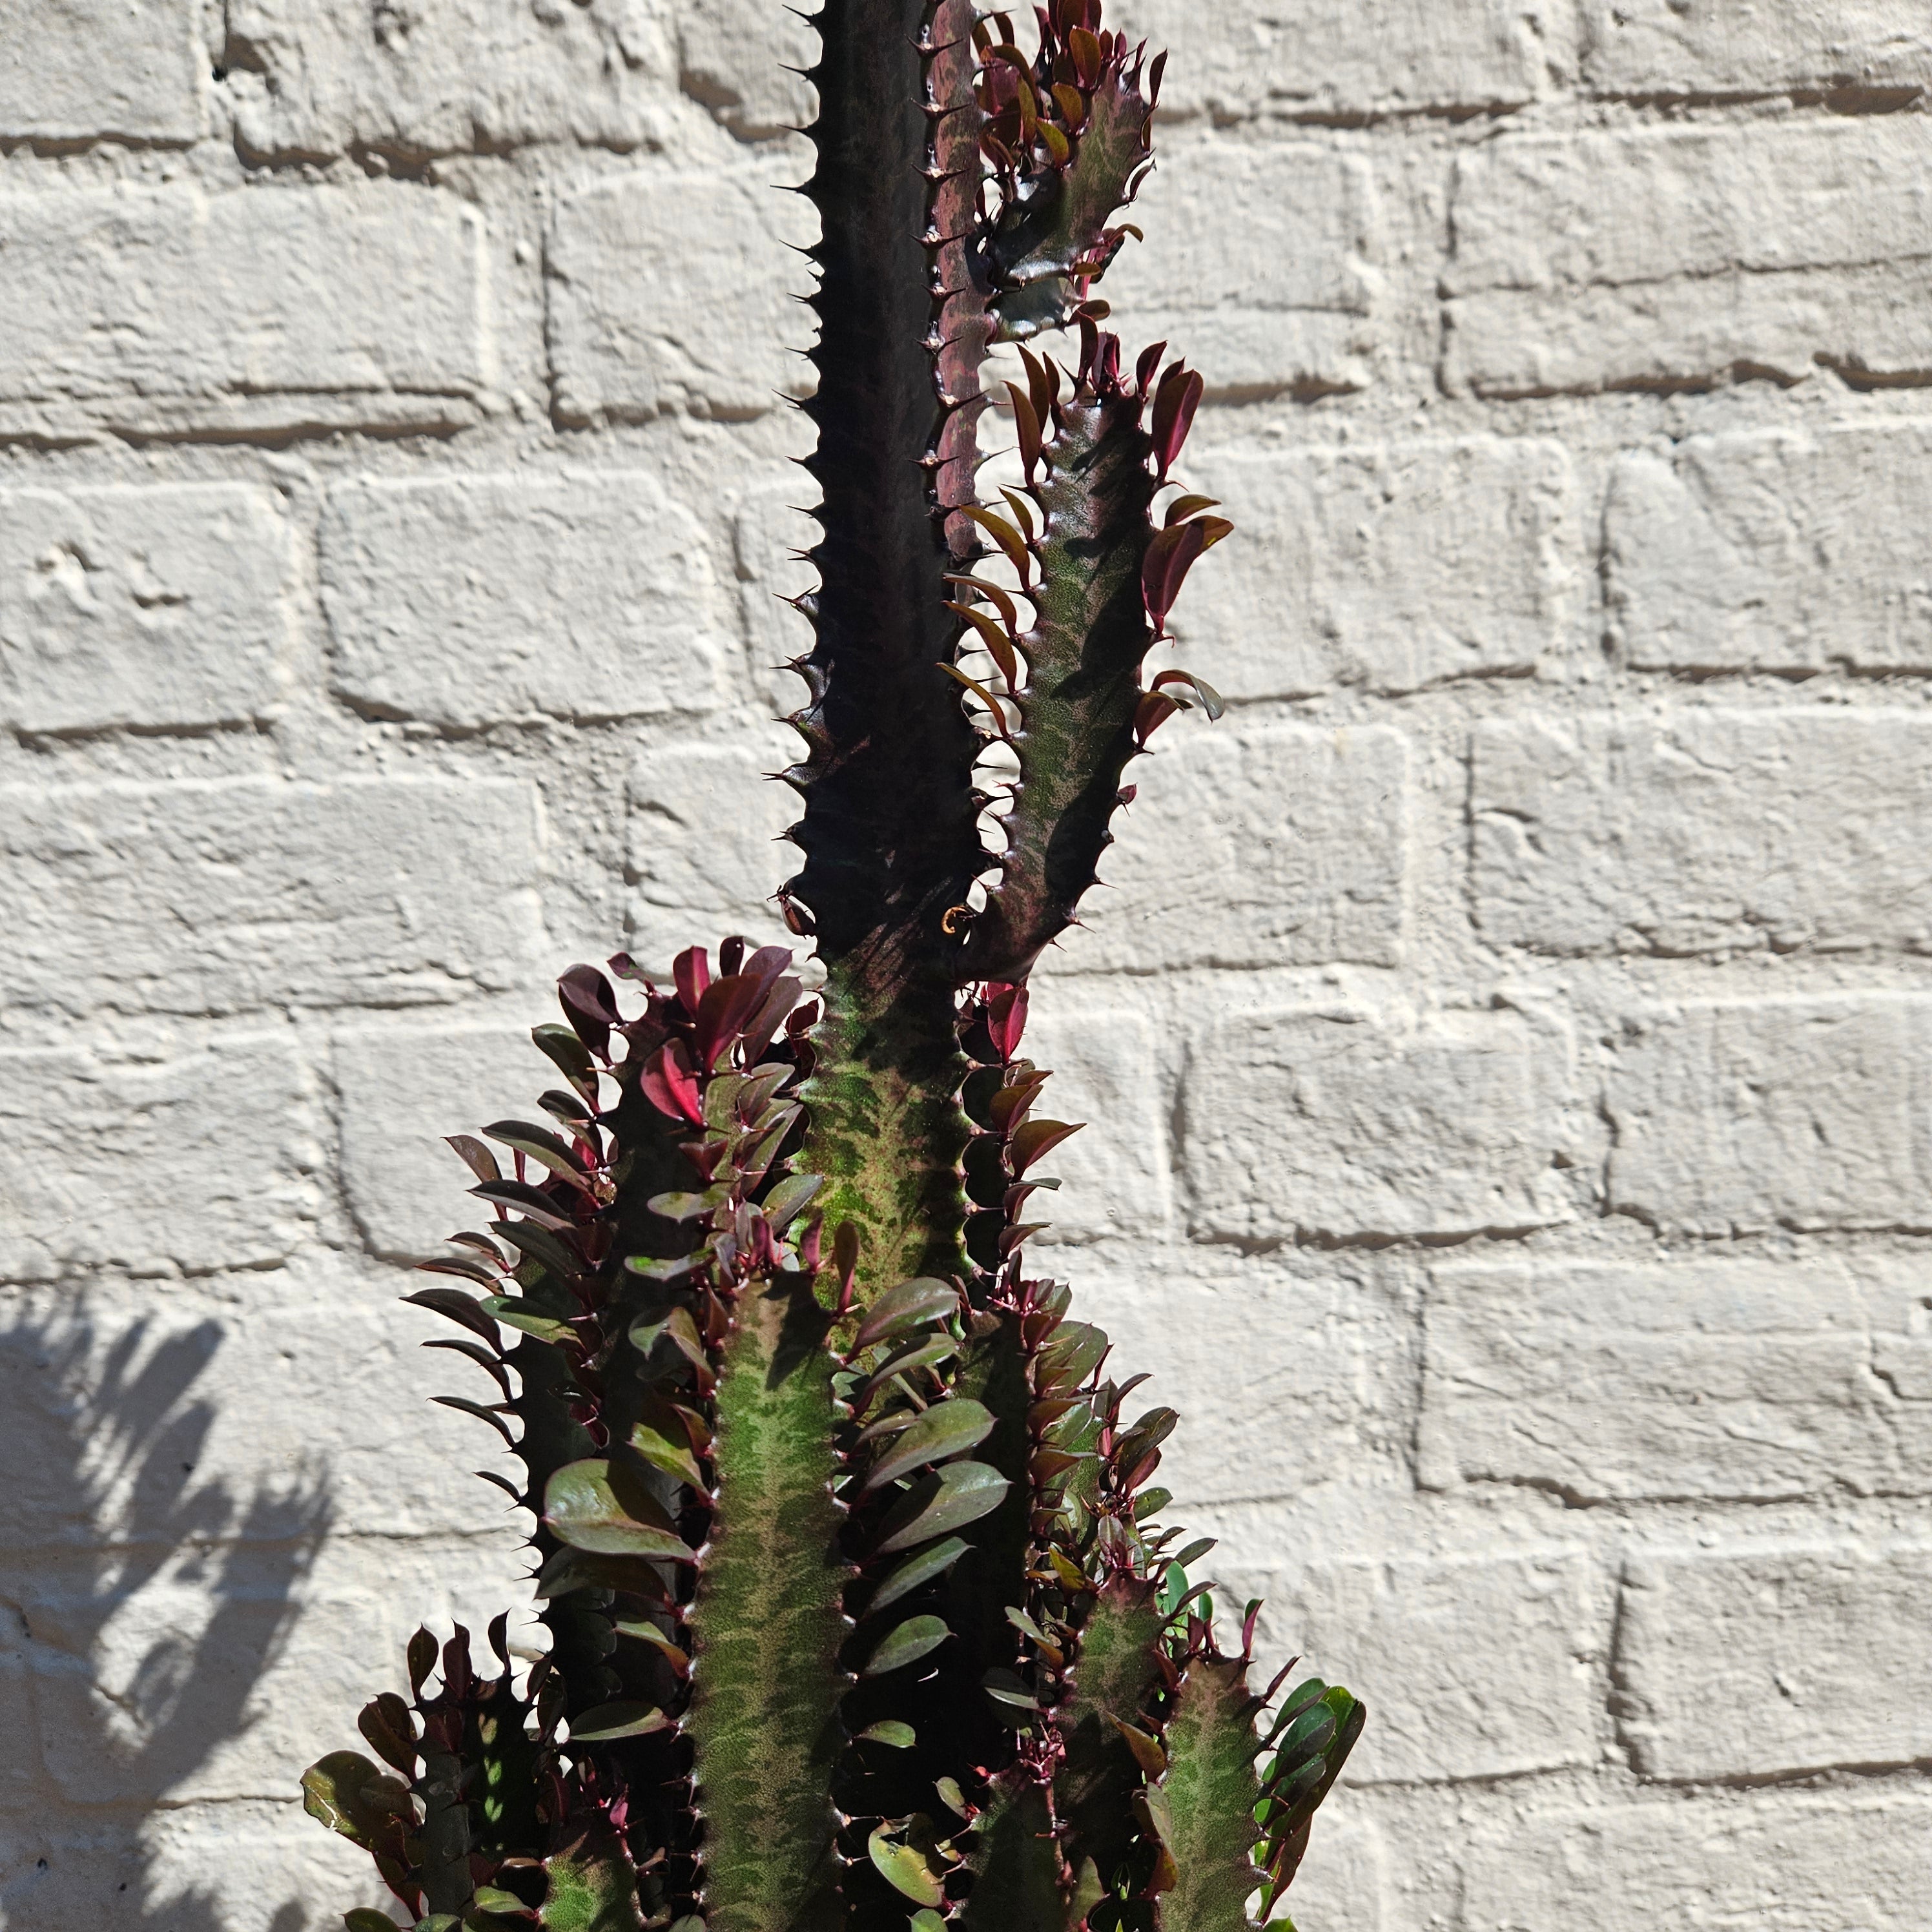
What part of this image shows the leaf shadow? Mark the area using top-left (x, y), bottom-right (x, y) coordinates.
top-left (0, 1299), bottom-right (333, 1930)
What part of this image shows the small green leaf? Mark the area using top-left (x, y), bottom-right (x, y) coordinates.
top-left (981, 1667), bottom-right (1041, 1714)
top-left (910, 1914), bottom-right (946, 1932)
top-left (469, 1887), bottom-right (531, 1914)
top-left (868, 1536), bottom-right (971, 1615)
top-left (646, 1187), bottom-right (729, 1222)
top-left (759, 1170), bottom-right (823, 1231)
top-left (612, 1618), bottom-right (689, 1674)
top-left (480, 1297), bottom-right (575, 1346)
top-left (628, 1306), bottom-right (708, 1377)
top-left (626, 1419), bottom-right (708, 1494)
top-left (344, 1911), bottom-right (398, 1932)
top-left (854, 1334), bottom-right (959, 1413)
top-left (863, 1398), bottom-right (994, 1492)
top-left (876, 1461), bottom-right (1009, 1554)
top-left (852, 1277), bottom-right (959, 1351)
top-left (300, 1751), bottom-right (412, 1849)
top-left (863, 1616), bottom-right (951, 1678)
top-left (571, 1700), bottom-right (672, 1742)
top-left (543, 1459), bottom-right (696, 1563)
top-left (935, 1776), bottom-right (969, 1818)
top-left (856, 1720), bottom-right (918, 1749)
top-left (868, 1821), bottom-right (946, 1908)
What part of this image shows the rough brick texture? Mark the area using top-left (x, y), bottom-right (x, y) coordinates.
top-left (5, 4), bottom-right (1931, 1927)
top-left (1606, 424), bottom-right (1932, 672)
top-left (320, 473), bottom-right (732, 726)
top-left (1473, 712), bottom-right (1932, 956)
top-left (1, 484), bottom-right (293, 734)
top-left (1444, 120), bottom-right (1932, 395)
top-left (1616, 1541), bottom-right (1932, 1777)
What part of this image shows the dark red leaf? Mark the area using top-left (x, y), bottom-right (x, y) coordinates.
top-left (986, 982), bottom-right (1028, 1061)
top-left (1142, 519), bottom-right (1209, 625)
top-left (640, 1041), bottom-right (703, 1125)
top-left (1007, 1117), bottom-right (1082, 1176)
top-left (557, 965), bottom-right (619, 1060)
top-left (1133, 689), bottom-right (1181, 748)
top-left (403, 1286), bottom-right (501, 1346)
top-left (694, 972), bottom-right (766, 1072)
top-left (1007, 382), bottom-right (1043, 480)
top-left (445, 1135), bottom-right (500, 1185)
top-left (673, 946), bottom-right (710, 1017)
top-left (1150, 364), bottom-right (1204, 477)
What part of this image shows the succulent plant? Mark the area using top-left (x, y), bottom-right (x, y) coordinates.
top-left (301, 5), bottom-right (1363, 1929)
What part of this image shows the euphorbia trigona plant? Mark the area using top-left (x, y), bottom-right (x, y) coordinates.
top-left (300, 5), bottom-right (1363, 1927)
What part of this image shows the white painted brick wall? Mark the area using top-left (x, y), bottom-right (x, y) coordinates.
top-left (3, 3), bottom-right (1929, 1927)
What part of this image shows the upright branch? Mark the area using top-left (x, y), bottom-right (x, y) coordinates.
top-left (302, 7), bottom-right (1363, 1931)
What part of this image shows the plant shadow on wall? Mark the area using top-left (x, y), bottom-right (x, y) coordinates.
top-left (0, 1303), bottom-right (328, 1931)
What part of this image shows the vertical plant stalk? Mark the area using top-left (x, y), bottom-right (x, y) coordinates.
top-left (300, 8), bottom-right (1366, 1931)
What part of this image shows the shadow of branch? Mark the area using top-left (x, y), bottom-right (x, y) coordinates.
top-left (1, 1300), bottom-right (333, 1929)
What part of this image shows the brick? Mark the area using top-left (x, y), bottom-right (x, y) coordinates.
top-left (1418, 1256), bottom-right (1927, 1501)
top-left (1177, 440), bottom-right (1576, 699)
top-left (1583, 0), bottom-right (1932, 97)
top-left (1473, 712), bottom-right (1932, 957)
top-left (1617, 1541), bottom-right (1932, 1777)
top-left (0, 184), bottom-right (486, 440)
top-left (0, 1038), bottom-right (314, 1282)
top-left (1272, 1809), bottom-right (1387, 1932)
top-left (0, 1645), bottom-right (45, 1816)
top-left (322, 473), bottom-right (730, 728)
top-left (0, 1274), bottom-right (517, 1550)
top-left (1065, 724), bottom-right (1407, 974)
top-left (1022, 1006), bottom-right (1171, 1243)
top-left (1099, 137), bottom-right (1377, 396)
top-left (14, 1532), bottom-right (525, 1805)
top-left (1185, 1007), bottom-right (1573, 1242)
top-left (1444, 120), bottom-right (1932, 395)
top-left (0, 0), bottom-right (201, 141)
top-left (1078, 1259), bottom-right (1412, 1503)
top-left (0, 1800), bottom-right (382, 1931)
top-left (0, 776), bottom-right (546, 1020)
top-left (626, 739), bottom-right (797, 968)
top-left (1606, 424), bottom-right (1932, 673)
top-left (677, 0), bottom-right (819, 135)
top-left (224, 0), bottom-right (673, 158)
top-left (1110, 0), bottom-right (1574, 117)
top-left (1849, 1262), bottom-right (1932, 1466)
top-left (333, 1022), bottom-right (548, 1258)
top-left (1607, 996), bottom-right (1932, 1236)
top-left (1274, 1548), bottom-right (1599, 1782)
top-left (734, 477), bottom-right (821, 714)
top-left (0, 483), bottom-right (290, 735)
top-left (549, 164), bottom-right (811, 424)
top-left (1459, 1794), bottom-right (1932, 1932)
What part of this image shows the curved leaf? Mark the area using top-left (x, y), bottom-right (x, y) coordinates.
top-left (876, 1461), bottom-right (1010, 1554)
top-left (542, 1460), bottom-right (696, 1563)
top-left (863, 1398), bottom-right (995, 1492)
top-left (852, 1277), bottom-right (960, 1352)
top-left (862, 1615), bottom-right (952, 1678)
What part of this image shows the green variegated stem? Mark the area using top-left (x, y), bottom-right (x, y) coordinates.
top-left (979, 23), bottom-right (1159, 341)
top-left (1156, 1658), bottom-right (1262, 1932)
top-left (683, 1280), bottom-right (850, 1932)
top-left (960, 1782), bottom-right (1064, 1932)
top-left (540, 1811), bottom-right (645, 1932)
top-left (799, 956), bottom-right (972, 1293)
top-left (960, 363), bottom-right (1157, 985)
top-left (1051, 1575), bottom-right (1167, 1904)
